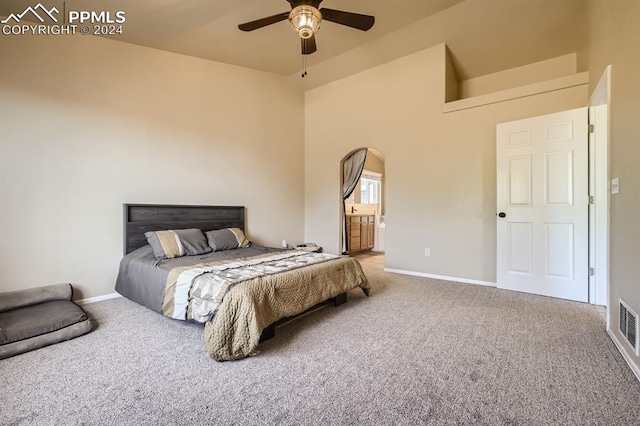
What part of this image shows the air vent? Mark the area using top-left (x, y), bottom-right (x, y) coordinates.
top-left (619, 299), bottom-right (639, 356)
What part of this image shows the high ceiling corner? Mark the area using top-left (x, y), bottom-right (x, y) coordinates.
top-left (1, 0), bottom-right (588, 86)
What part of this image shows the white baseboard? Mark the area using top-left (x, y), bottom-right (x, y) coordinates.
top-left (607, 328), bottom-right (640, 383)
top-left (384, 268), bottom-right (496, 287)
top-left (76, 293), bottom-right (121, 305)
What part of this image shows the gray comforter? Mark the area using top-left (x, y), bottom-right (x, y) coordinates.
top-left (115, 244), bottom-right (284, 314)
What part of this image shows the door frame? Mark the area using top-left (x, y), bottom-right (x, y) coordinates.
top-left (588, 65), bottom-right (611, 310)
top-left (339, 147), bottom-right (386, 255)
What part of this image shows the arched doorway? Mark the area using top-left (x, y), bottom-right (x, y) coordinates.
top-left (340, 148), bottom-right (386, 264)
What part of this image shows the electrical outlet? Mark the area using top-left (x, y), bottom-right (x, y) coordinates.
top-left (282, 240), bottom-right (288, 248)
top-left (424, 248), bottom-right (431, 257)
top-left (611, 177), bottom-right (620, 194)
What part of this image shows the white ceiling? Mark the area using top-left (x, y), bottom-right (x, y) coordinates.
top-left (1, 0), bottom-right (587, 83)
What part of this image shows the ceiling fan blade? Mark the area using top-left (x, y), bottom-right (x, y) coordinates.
top-left (302, 35), bottom-right (317, 55)
top-left (319, 8), bottom-right (375, 31)
top-left (288, 0), bottom-right (324, 7)
top-left (238, 12), bottom-right (289, 32)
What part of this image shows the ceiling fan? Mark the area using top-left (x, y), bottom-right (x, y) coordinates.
top-left (238, 0), bottom-right (375, 55)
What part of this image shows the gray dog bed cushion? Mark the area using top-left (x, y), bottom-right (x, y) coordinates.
top-left (0, 283), bottom-right (73, 313)
top-left (0, 284), bottom-right (92, 360)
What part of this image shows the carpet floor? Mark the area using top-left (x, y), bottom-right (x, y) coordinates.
top-left (1, 258), bottom-right (639, 425)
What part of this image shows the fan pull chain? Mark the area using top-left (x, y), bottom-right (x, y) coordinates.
top-left (301, 54), bottom-right (308, 78)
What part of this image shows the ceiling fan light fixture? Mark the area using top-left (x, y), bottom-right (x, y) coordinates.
top-left (289, 5), bottom-right (321, 39)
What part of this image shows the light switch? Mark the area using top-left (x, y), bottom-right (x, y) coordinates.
top-left (611, 178), bottom-right (620, 194)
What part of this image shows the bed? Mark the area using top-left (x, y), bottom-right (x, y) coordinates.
top-left (115, 204), bottom-right (369, 361)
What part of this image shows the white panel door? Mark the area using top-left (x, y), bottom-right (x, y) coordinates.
top-left (497, 108), bottom-right (588, 302)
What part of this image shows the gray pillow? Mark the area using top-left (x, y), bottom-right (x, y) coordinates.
top-left (174, 229), bottom-right (212, 256)
top-left (145, 228), bottom-right (212, 260)
top-left (205, 228), bottom-right (250, 252)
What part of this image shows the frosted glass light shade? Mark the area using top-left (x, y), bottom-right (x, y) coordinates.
top-left (289, 6), bottom-right (321, 39)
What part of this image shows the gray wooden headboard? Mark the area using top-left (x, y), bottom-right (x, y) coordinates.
top-left (123, 204), bottom-right (245, 255)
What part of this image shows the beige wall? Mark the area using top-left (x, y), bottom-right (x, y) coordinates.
top-left (363, 150), bottom-right (385, 175)
top-left (586, 0), bottom-right (640, 370)
top-left (0, 35), bottom-right (305, 299)
top-left (458, 53), bottom-right (578, 98)
top-left (305, 44), bottom-right (587, 283)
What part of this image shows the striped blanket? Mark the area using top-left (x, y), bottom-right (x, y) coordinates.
top-left (162, 251), bottom-right (342, 322)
